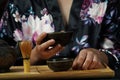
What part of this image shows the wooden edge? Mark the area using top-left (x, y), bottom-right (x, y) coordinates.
top-left (0, 65), bottom-right (115, 79)
top-left (35, 65), bottom-right (115, 78)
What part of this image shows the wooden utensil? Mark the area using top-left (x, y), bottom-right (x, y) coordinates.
top-left (19, 40), bottom-right (32, 73)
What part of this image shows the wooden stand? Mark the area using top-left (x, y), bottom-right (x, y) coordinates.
top-left (0, 65), bottom-right (115, 79)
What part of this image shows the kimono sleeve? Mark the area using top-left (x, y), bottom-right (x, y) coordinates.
top-left (0, 0), bottom-right (8, 18)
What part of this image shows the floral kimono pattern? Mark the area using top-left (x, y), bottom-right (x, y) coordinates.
top-left (0, 0), bottom-right (120, 70)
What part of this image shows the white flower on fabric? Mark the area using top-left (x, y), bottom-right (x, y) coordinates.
top-left (13, 11), bottom-right (21, 22)
top-left (21, 15), bottom-right (27, 22)
top-left (13, 10), bottom-right (55, 41)
top-left (34, 16), bottom-right (42, 35)
top-left (13, 29), bottom-right (23, 41)
top-left (41, 14), bottom-right (54, 33)
top-left (102, 38), bottom-right (114, 49)
top-left (32, 16), bottom-right (43, 41)
top-left (21, 14), bottom-right (54, 41)
top-left (21, 15), bottom-right (42, 41)
top-left (22, 21), bottom-right (33, 40)
top-left (27, 15), bottom-right (36, 36)
top-left (88, 1), bottom-right (107, 24)
top-left (40, 8), bottom-right (48, 15)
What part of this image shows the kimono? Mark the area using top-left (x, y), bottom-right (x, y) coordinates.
top-left (0, 0), bottom-right (120, 70)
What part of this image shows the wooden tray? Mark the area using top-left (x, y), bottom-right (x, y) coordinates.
top-left (0, 65), bottom-right (115, 79)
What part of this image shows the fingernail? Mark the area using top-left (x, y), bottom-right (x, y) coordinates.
top-left (58, 44), bottom-right (62, 47)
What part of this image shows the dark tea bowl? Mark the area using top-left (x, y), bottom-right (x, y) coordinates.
top-left (47, 58), bottom-right (73, 72)
top-left (0, 40), bottom-right (17, 73)
top-left (42, 31), bottom-right (73, 46)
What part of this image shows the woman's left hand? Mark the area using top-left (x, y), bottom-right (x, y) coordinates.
top-left (30, 32), bottom-right (63, 64)
top-left (72, 48), bottom-right (108, 70)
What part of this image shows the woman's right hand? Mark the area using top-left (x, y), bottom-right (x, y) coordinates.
top-left (30, 32), bottom-right (63, 64)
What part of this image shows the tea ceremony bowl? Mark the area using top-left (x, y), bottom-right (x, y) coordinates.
top-left (0, 40), bottom-right (17, 73)
top-left (42, 31), bottom-right (73, 46)
top-left (47, 58), bottom-right (73, 72)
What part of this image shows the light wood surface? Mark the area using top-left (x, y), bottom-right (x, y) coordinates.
top-left (0, 65), bottom-right (115, 79)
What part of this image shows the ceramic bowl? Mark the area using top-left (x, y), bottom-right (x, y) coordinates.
top-left (0, 40), bottom-right (17, 73)
top-left (47, 58), bottom-right (73, 72)
top-left (42, 31), bottom-right (73, 46)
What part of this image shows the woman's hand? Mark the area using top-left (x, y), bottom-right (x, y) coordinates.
top-left (30, 32), bottom-right (63, 64)
top-left (72, 48), bottom-right (108, 70)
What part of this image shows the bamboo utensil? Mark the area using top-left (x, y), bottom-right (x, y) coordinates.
top-left (19, 40), bottom-right (32, 73)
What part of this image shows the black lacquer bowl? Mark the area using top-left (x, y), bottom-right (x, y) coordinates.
top-left (42, 31), bottom-right (73, 46)
top-left (0, 40), bottom-right (17, 73)
top-left (47, 58), bottom-right (73, 72)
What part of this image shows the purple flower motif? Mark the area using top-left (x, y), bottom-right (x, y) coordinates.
top-left (87, 1), bottom-right (107, 24)
top-left (0, 19), bottom-right (3, 30)
top-left (13, 29), bottom-right (23, 41)
top-left (82, 0), bottom-right (92, 10)
top-left (80, 0), bottom-right (108, 24)
top-left (32, 31), bottom-right (38, 43)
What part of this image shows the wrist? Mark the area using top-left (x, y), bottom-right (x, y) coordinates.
top-left (99, 50), bottom-right (109, 65)
top-left (99, 49), bottom-right (117, 69)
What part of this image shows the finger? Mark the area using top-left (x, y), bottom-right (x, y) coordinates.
top-left (49, 44), bottom-right (63, 53)
top-left (72, 56), bottom-right (78, 70)
top-left (40, 44), bottom-right (63, 59)
top-left (72, 50), bottom-right (87, 70)
top-left (95, 61), bottom-right (105, 69)
top-left (38, 39), bottom-right (55, 51)
top-left (82, 52), bottom-right (93, 70)
top-left (36, 32), bottom-right (47, 44)
top-left (77, 50), bottom-right (88, 69)
top-left (88, 55), bottom-right (98, 69)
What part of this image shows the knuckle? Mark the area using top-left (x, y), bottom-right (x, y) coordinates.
top-left (86, 59), bottom-right (91, 63)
